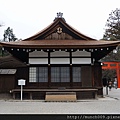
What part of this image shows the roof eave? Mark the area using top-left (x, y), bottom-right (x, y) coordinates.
top-left (1, 43), bottom-right (119, 49)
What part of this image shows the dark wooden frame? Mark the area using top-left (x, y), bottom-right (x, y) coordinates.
top-left (28, 64), bottom-right (82, 89)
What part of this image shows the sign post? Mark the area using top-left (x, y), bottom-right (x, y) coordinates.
top-left (18, 79), bottom-right (26, 101)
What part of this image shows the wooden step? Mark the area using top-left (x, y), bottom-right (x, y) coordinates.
top-left (45, 92), bottom-right (76, 102)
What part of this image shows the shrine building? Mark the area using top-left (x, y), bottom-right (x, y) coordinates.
top-left (0, 12), bottom-right (120, 100)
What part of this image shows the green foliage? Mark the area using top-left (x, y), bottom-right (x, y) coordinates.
top-left (102, 8), bottom-right (120, 80)
top-left (3, 27), bottom-right (17, 42)
top-left (102, 69), bottom-right (116, 81)
top-left (102, 8), bottom-right (120, 62)
top-left (101, 49), bottom-right (120, 62)
top-left (0, 47), bottom-right (2, 56)
top-left (0, 27), bottom-right (18, 57)
top-left (103, 8), bottom-right (120, 40)
top-left (0, 47), bottom-right (9, 57)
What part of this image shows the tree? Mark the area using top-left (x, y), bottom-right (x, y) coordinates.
top-left (102, 69), bottom-right (116, 81)
top-left (0, 23), bottom-right (4, 56)
top-left (101, 49), bottom-right (120, 62)
top-left (102, 8), bottom-right (120, 80)
top-left (103, 8), bottom-right (120, 40)
top-left (3, 27), bottom-right (17, 42)
top-left (1, 27), bottom-right (18, 56)
top-left (102, 8), bottom-right (120, 62)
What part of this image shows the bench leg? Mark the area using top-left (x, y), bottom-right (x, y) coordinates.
top-left (13, 93), bottom-right (15, 99)
top-left (95, 92), bottom-right (97, 99)
top-left (30, 93), bottom-right (32, 100)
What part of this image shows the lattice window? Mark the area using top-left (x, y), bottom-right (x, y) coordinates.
top-left (61, 67), bottom-right (70, 82)
top-left (29, 67), bottom-right (48, 82)
top-left (51, 67), bottom-right (59, 82)
top-left (72, 67), bottom-right (81, 82)
top-left (29, 67), bottom-right (37, 82)
top-left (37, 67), bottom-right (48, 82)
top-left (51, 67), bottom-right (70, 82)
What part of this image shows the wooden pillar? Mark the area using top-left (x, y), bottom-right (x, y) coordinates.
top-left (70, 65), bottom-right (73, 87)
top-left (116, 63), bottom-right (120, 88)
top-left (91, 65), bottom-right (95, 87)
top-left (70, 51), bottom-right (73, 87)
top-left (93, 62), bottom-right (103, 96)
top-left (48, 51), bottom-right (51, 87)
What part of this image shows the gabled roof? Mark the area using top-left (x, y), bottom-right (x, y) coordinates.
top-left (23, 17), bottom-right (96, 41)
top-left (0, 13), bottom-right (120, 49)
top-left (0, 55), bottom-right (27, 68)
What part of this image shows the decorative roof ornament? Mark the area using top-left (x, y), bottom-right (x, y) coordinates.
top-left (57, 27), bottom-right (62, 34)
top-left (54, 12), bottom-right (66, 22)
top-left (57, 12), bottom-right (63, 18)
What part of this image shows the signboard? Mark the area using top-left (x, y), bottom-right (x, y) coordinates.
top-left (18, 79), bottom-right (26, 101)
top-left (18, 79), bottom-right (26, 86)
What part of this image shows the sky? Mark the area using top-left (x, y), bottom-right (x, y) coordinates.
top-left (0, 0), bottom-right (120, 40)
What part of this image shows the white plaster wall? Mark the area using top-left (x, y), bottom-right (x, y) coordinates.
top-left (72, 51), bottom-right (91, 57)
top-left (51, 51), bottom-right (69, 57)
top-left (50, 58), bottom-right (70, 64)
top-left (29, 58), bottom-right (48, 64)
top-left (72, 58), bottom-right (91, 64)
top-left (29, 51), bottom-right (48, 57)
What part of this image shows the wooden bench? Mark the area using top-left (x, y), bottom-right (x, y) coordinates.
top-left (10, 89), bottom-right (50, 99)
top-left (10, 88), bottom-right (98, 100)
top-left (45, 92), bottom-right (76, 102)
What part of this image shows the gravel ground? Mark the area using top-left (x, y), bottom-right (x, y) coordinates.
top-left (0, 87), bottom-right (120, 114)
top-left (0, 100), bottom-right (119, 114)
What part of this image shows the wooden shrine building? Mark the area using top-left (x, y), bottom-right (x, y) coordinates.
top-left (0, 12), bottom-right (120, 100)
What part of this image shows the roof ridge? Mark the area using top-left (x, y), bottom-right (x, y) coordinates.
top-left (23, 17), bottom-right (96, 41)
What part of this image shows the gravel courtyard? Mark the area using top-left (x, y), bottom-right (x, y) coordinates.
top-left (0, 87), bottom-right (120, 114)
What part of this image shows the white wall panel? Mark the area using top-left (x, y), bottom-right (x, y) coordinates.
top-left (51, 51), bottom-right (69, 57)
top-left (50, 58), bottom-right (70, 64)
top-left (72, 51), bottom-right (91, 57)
top-left (29, 58), bottom-right (48, 64)
top-left (72, 58), bottom-right (91, 64)
top-left (29, 51), bottom-right (48, 57)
